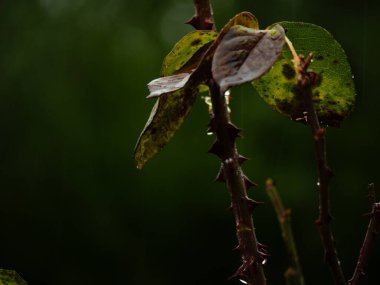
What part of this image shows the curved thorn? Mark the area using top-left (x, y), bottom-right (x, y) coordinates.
top-left (243, 175), bottom-right (258, 190)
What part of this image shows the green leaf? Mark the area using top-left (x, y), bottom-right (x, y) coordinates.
top-left (134, 12), bottom-right (260, 169)
top-left (212, 24), bottom-right (285, 93)
top-left (135, 31), bottom-right (216, 169)
top-left (253, 22), bottom-right (355, 126)
top-left (161, 30), bottom-right (218, 76)
top-left (134, 87), bottom-right (197, 169)
top-left (0, 270), bottom-right (28, 285)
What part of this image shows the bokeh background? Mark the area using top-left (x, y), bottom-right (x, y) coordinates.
top-left (0, 0), bottom-right (379, 284)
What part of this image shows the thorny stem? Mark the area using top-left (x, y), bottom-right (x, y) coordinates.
top-left (349, 184), bottom-right (380, 285)
top-left (265, 179), bottom-right (304, 285)
top-left (208, 80), bottom-right (266, 285)
top-left (296, 54), bottom-right (347, 285)
top-left (189, 1), bottom-right (266, 284)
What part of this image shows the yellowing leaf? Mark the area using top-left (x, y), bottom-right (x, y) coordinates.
top-left (135, 30), bottom-right (215, 169)
top-left (134, 87), bottom-right (197, 169)
top-left (253, 22), bottom-right (355, 126)
top-left (135, 12), bottom-right (261, 169)
top-left (0, 270), bottom-right (28, 285)
top-left (161, 30), bottom-right (218, 76)
top-left (212, 24), bottom-right (285, 93)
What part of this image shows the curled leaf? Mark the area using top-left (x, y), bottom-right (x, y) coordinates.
top-left (253, 22), bottom-right (355, 126)
top-left (212, 24), bottom-right (285, 93)
top-left (147, 73), bottom-right (192, 99)
top-left (0, 269), bottom-right (28, 285)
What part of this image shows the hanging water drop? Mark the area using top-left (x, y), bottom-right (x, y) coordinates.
top-left (317, 180), bottom-right (321, 187)
top-left (207, 132), bottom-right (213, 136)
top-left (352, 75), bottom-right (355, 79)
top-left (262, 259), bottom-right (267, 265)
top-left (239, 279), bottom-right (248, 284)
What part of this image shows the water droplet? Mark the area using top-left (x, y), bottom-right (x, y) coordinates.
top-left (207, 132), bottom-right (213, 136)
top-left (224, 90), bottom-right (231, 96)
top-left (311, 59), bottom-right (314, 63)
top-left (239, 279), bottom-right (248, 285)
top-left (317, 180), bottom-right (320, 187)
top-left (262, 259), bottom-right (267, 265)
top-left (352, 75), bottom-right (355, 79)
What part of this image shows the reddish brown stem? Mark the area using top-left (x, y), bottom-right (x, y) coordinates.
top-left (189, 1), bottom-right (266, 284)
top-left (208, 79), bottom-right (266, 285)
top-left (349, 184), bottom-right (380, 285)
top-left (297, 54), bottom-right (346, 285)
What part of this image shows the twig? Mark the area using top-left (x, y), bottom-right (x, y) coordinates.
top-left (349, 183), bottom-right (380, 285)
top-left (265, 179), bottom-right (304, 285)
top-left (296, 53), bottom-right (347, 285)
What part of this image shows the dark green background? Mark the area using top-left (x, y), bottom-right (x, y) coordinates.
top-left (0, 0), bottom-right (379, 284)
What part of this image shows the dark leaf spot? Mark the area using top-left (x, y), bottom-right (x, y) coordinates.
top-left (282, 64), bottom-right (296, 80)
top-left (315, 55), bottom-right (324, 60)
top-left (191, 39), bottom-right (201, 46)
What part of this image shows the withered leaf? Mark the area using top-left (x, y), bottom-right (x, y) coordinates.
top-left (147, 72), bottom-right (192, 99)
top-left (212, 24), bottom-right (285, 93)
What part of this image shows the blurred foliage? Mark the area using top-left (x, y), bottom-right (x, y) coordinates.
top-left (0, 0), bottom-right (379, 284)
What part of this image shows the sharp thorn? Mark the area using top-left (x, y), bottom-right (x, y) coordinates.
top-left (208, 140), bottom-right (224, 159)
top-left (215, 165), bottom-right (225, 183)
top-left (185, 16), bottom-right (199, 29)
top-left (232, 244), bottom-right (241, 252)
top-left (238, 155), bottom-right (249, 165)
top-left (243, 175), bottom-right (258, 190)
top-left (244, 197), bottom-right (264, 210)
top-left (227, 122), bottom-right (242, 140)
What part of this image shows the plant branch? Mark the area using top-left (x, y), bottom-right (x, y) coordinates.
top-left (297, 54), bottom-right (347, 285)
top-left (208, 79), bottom-right (266, 285)
top-left (349, 183), bottom-right (380, 285)
top-left (189, 1), bottom-right (266, 284)
top-left (265, 179), bottom-right (304, 285)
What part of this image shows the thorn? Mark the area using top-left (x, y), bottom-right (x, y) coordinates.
top-left (228, 257), bottom-right (254, 280)
top-left (185, 16), bottom-right (200, 29)
top-left (243, 175), bottom-right (258, 190)
top-left (232, 244), bottom-right (241, 252)
top-left (238, 155), bottom-right (249, 165)
top-left (244, 197), bottom-right (264, 211)
top-left (208, 140), bottom-right (224, 159)
top-left (227, 122), bottom-right (242, 140)
top-left (185, 15), bottom-right (214, 30)
top-left (258, 242), bottom-right (269, 249)
top-left (258, 250), bottom-right (270, 259)
top-left (215, 165), bottom-right (225, 183)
